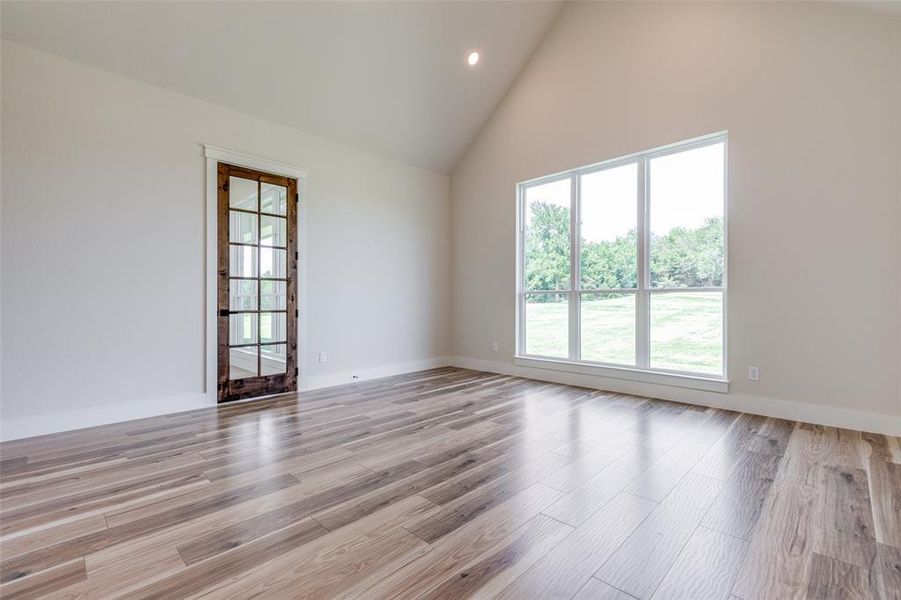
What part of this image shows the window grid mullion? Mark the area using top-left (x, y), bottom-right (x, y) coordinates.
top-left (636, 157), bottom-right (650, 369)
top-left (517, 185), bottom-right (524, 356)
top-left (569, 173), bottom-right (580, 362)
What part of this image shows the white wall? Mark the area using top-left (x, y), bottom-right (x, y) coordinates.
top-left (451, 2), bottom-right (901, 433)
top-left (1, 41), bottom-right (451, 441)
top-left (3, 3), bottom-right (900, 441)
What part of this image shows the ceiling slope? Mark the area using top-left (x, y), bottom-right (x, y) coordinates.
top-left (1, 1), bottom-right (564, 173)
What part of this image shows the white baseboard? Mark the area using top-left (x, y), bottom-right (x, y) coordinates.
top-left (300, 356), bottom-right (451, 391)
top-left (1, 356), bottom-right (452, 442)
top-left (0, 392), bottom-right (215, 442)
top-left (5, 354), bottom-right (895, 442)
top-left (450, 356), bottom-right (901, 437)
top-left (451, 356), bottom-right (515, 376)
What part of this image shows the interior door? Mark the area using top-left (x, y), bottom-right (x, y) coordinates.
top-left (217, 162), bottom-right (298, 402)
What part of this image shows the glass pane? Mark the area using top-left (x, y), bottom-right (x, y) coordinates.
top-left (260, 312), bottom-right (287, 344)
top-left (260, 248), bottom-right (287, 279)
top-left (261, 183), bottom-right (287, 216)
top-left (261, 344), bottom-right (287, 375)
top-left (649, 142), bottom-right (725, 288)
top-left (260, 215), bottom-right (287, 247)
top-left (229, 244), bottom-right (258, 278)
top-left (580, 292), bottom-right (635, 365)
top-left (230, 211), bottom-right (258, 244)
top-left (524, 293), bottom-right (568, 358)
top-left (260, 280), bottom-right (287, 310)
top-left (229, 279), bottom-right (257, 311)
top-left (524, 179), bottom-right (571, 291)
top-left (229, 177), bottom-right (258, 211)
top-left (229, 313), bottom-right (258, 345)
top-left (229, 347), bottom-right (258, 380)
top-left (580, 163), bottom-right (638, 289)
top-left (650, 292), bottom-right (723, 374)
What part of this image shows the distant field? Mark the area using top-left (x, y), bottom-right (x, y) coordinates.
top-left (524, 292), bottom-right (723, 374)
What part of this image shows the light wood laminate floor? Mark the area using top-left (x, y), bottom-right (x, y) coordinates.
top-left (1, 368), bottom-right (899, 599)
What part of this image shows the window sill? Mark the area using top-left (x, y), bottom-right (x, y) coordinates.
top-left (513, 356), bottom-right (729, 394)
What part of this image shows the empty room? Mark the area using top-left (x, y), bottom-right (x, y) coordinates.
top-left (1, 1), bottom-right (899, 598)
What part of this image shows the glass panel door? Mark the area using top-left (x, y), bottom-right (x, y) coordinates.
top-left (218, 163), bottom-right (297, 402)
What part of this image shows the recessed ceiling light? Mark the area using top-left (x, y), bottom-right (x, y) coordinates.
top-left (467, 51), bottom-right (480, 67)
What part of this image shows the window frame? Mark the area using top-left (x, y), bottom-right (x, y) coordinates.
top-left (515, 132), bottom-right (728, 391)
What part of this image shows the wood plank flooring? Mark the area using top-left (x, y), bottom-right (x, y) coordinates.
top-left (0, 367), bottom-right (898, 599)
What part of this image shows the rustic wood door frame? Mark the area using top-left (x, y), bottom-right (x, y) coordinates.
top-left (217, 163), bottom-right (298, 402)
top-left (204, 145), bottom-right (307, 404)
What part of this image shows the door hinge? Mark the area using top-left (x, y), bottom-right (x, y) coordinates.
top-left (295, 309), bottom-right (299, 318)
top-left (295, 192), bottom-right (299, 202)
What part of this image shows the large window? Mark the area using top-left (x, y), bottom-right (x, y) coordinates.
top-left (517, 134), bottom-right (726, 379)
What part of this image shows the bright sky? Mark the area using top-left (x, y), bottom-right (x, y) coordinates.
top-left (525, 178), bottom-right (570, 215)
top-left (526, 142), bottom-right (724, 242)
top-left (649, 142), bottom-right (724, 236)
top-left (581, 163), bottom-right (636, 242)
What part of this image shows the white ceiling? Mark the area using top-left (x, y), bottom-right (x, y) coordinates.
top-left (0, 1), bottom-right (564, 173)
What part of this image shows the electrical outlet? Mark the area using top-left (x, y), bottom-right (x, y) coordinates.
top-left (319, 352), bottom-right (328, 363)
top-left (748, 366), bottom-right (760, 381)
top-left (492, 341), bottom-right (500, 352)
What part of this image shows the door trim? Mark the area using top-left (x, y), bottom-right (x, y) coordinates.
top-left (204, 145), bottom-right (307, 402)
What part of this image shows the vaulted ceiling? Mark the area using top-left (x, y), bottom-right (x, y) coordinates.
top-left (1, 1), bottom-right (564, 173)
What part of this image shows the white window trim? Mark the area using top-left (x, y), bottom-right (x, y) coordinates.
top-left (515, 132), bottom-right (729, 393)
top-left (513, 356), bottom-right (729, 393)
top-left (203, 144), bottom-right (308, 400)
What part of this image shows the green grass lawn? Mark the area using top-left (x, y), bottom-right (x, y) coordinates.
top-left (525, 292), bottom-right (723, 374)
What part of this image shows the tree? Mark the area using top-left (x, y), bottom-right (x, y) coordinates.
top-left (650, 217), bottom-right (723, 287)
top-left (525, 201), bottom-right (723, 293)
top-left (580, 229), bottom-right (637, 289)
top-left (525, 201), bottom-right (570, 295)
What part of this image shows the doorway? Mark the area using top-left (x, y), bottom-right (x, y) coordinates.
top-left (217, 162), bottom-right (298, 402)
